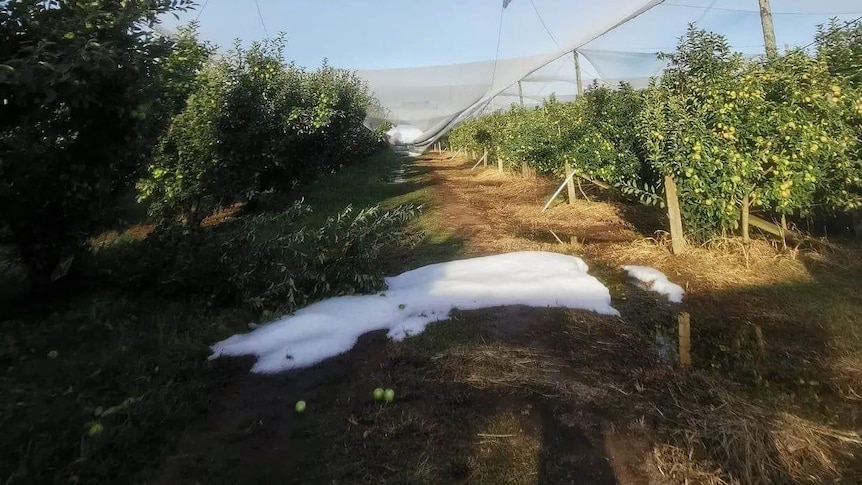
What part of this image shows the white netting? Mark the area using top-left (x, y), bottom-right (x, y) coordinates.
top-left (356, 0), bottom-right (862, 148)
top-left (386, 125), bottom-right (424, 145)
top-left (165, 0), bottom-right (862, 149)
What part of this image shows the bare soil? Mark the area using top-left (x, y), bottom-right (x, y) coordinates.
top-left (153, 152), bottom-right (862, 484)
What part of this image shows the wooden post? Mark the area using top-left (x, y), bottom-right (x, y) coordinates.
top-left (741, 194), bottom-right (750, 245)
top-left (748, 214), bottom-right (804, 242)
top-left (664, 175), bottom-right (686, 254)
top-left (497, 157), bottom-right (503, 174)
top-left (754, 324), bottom-right (765, 357)
top-left (565, 162), bottom-right (577, 204)
top-left (758, 0), bottom-right (778, 59)
top-left (573, 50), bottom-right (584, 97)
top-left (780, 214), bottom-right (788, 250)
top-left (543, 169), bottom-right (578, 212)
top-left (678, 312), bottom-right (691, 368)
top-left (483, 147), bottom-right (488, 167)
top-left (470, 152), bottom-right (488, 170)
top-left (518, 81), bottom-right (525, 108)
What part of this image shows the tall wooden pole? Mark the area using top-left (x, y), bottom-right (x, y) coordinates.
top-left (518, 81), bottom-right (525, 107)
top-left (573, 50), bottom-right (584, 96)
top-left (758, 0), bottom-right (778, 58)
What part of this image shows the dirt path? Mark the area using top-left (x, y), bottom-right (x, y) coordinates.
top-left (153, 153), bottom-right (669, 484)
top-left (153, 152), bottom-right (862, 484)
top-left (416, 153), bottom-right (652, 258)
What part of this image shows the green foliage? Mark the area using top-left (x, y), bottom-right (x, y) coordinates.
top-left (0, 148), bottom-right (423, 484)
top-left (138, 37), bottom-right (379, 226)
top-left (637, 27), bottom-right (751, 235)
top-left (373, 120), bottom-right (395, 144)
top-left (98, 202), bottom-right (420, 314)
top-left (638, 26), bottom-right (862, 237)
top-left (0, 0), bottom-right (192, 280)
top-left (452, 25), bottom-right (862, 241)
top-left (231, 203), bottom-right (421, 312)
top-left (136, 58), bottom-right (234, 225)
top-left (143, 22), bottom-right (215, 138)
top-left (449, 86), bottom-right (646, 184)
top-left (816, 19), bottom-right (862, 87)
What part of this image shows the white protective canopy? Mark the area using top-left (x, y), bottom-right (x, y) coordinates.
top-left (355, 0), bottom-right (862, 149)
top-left (163, 1), bottom-right (862, 150)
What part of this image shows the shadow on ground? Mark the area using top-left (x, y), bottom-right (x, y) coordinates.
top-left (152, 306), bottom-right (653, 484)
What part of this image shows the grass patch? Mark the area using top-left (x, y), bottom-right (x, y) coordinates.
top-left (251, 150), bottom-right (432, 237)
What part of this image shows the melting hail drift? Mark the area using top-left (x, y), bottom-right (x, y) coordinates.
top-left (210, 251), bottom-right (619, 374)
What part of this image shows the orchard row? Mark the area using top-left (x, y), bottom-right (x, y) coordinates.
top-left (449, 25), bottom-right (862, 240)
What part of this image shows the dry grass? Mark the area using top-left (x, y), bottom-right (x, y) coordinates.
top-left (431, 322), bottom-right (862, 484)
top-left (415, 152), bottom-right (862, 483)
top-left (89, 223), bottom-right (154, 250)
top-left (200, 202), bottom-right (244, 227)
top-left (598, 237), bottom-right (812, 293)
top-left (828, 354), bottom-right (862, 405)
top-left (659, 373), bottom-right (862, 484)
top-left (653, 443), bottom-right (733, 485)
top-left (471, 411), bottom-right (542, 485)
top-left (438, 345), bottom-right (607, 403)
top-left (424, 154), bottom-right (816, 294)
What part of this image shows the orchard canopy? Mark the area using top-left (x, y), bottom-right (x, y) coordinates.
top-left (163, 0), bottom-right (862, 148)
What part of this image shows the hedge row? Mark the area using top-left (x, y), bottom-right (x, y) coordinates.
top-left (2, 1), bottom-right (385, 280)
top-left (449, 25), bottom-right (862, 240)
top-left (138, 36), bottom-right (383, 226)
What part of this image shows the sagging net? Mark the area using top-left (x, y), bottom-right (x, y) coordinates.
top-left (358, 0), bottom-right (861, 149)
top-left (167, 0), bottom-right (862, 149)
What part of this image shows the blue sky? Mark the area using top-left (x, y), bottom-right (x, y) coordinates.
top-left (162, 0), bottom-right (507, 69)
top-left (160, 0), bottom-right (862, 70)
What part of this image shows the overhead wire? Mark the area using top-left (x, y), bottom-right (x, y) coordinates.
top-left (457, 2), bottom-right (861, 130)
top-left (643, 0), bottom-right (717, 77)
top-left (693, 0), bottom-right (719, 25)
top-left (255, 0), bottom-right (270, 38)
top-left (798, 14), bottom-right (862, 51)
top-left (477, 2), bottom-right (506, 115)
top-left (664, 2), bottom-right (862, 16)
top-left (488, 2), bottom-right (506, 90)
top-left (194, 0), bottom-right (210, 21)
top-left (529, 0), bottom-right (563, 103)
top-left (530, 0), bottom-right (562, 50)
